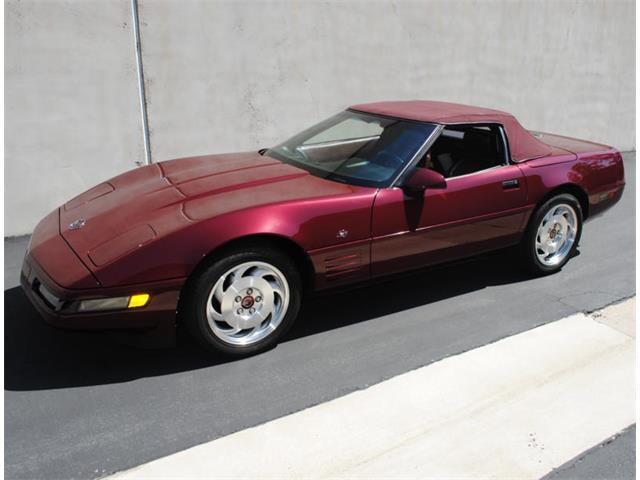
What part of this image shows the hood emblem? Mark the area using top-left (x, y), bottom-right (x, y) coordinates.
top-left (336, 229), bottom-right (349, 239)
top-left (69, 218), bottom-right (86, 230)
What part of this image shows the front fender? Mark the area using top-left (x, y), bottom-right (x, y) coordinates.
top-left (92, 191), bottom-right (376, 287)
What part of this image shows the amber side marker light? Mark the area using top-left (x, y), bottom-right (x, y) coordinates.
top-left (128, 293), bottom-right (150, 308)
top-left (77, 294), bottom-right (151, 312)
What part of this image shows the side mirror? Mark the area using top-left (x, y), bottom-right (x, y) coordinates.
top-left (403, 167), bottom-right (446, 195)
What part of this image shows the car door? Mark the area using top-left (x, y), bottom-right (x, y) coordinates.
top-left (370, 135), bottom-right (528, 278)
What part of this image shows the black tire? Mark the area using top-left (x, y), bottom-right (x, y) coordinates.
top-left (521, 193), bottom-right (583, 275)
top-left (180, 245), bottom-right (302, 357)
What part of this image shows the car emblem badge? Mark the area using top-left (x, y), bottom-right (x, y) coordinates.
top-left (69, 218), bottom-right (86, 230)
top-left (336, 229), bottom-right (349, 239)
top-left (241, 296), bottom-right (255, 309)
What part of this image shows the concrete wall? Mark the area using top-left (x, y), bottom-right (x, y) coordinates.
top-left (5, 0), bottom-right (635, 236)
top-left (5, 0), bottom-right (144, 235)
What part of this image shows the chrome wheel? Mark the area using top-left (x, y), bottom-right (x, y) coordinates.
top-left (535, 203), bottom-right (578, 267)
top-left (205, 261), bottom-right (290, 346)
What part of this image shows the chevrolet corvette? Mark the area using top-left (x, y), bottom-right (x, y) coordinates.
top-left (21, 101), bottom-right (625, 355)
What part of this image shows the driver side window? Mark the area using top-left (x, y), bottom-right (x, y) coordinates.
top-left (421, 124), bottom-right (508, 178)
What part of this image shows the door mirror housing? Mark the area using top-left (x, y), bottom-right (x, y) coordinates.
top-left (403, 167), bottom-right (446, 195)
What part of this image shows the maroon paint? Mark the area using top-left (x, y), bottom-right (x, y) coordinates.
top-left (371, 164), bottom-right (529, 277)
top-left (350, 100), bottom-right (552, 161)
top-left (21, 101), bottom-right (625, 342)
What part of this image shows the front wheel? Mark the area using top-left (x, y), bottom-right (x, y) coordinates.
top-left (181, 246), bottom-right (302, 356)
top-left (521, 194), bottom-right (583, 275)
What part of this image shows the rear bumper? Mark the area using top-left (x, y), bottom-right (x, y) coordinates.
top-left (21, 249), bottom-right (181, 345)
top-left (587, 180), bottom-right (625, 220)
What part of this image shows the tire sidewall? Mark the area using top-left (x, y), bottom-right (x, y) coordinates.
top-left (183, 247), bottom-right (302, 356)
top-left (525, 194), bottom-right (583, 274)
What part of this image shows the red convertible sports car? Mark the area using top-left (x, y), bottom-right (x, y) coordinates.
top-left (22, 100), bottom-right (625, 355)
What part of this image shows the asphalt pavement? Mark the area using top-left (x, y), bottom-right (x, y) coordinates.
top-left (4, 153), bottom-right (635, 479)
top-left (543, 425), bottom-right (636, 480)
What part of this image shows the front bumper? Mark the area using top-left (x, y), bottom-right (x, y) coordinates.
top-left (21, 250), bottom-right (182, 345)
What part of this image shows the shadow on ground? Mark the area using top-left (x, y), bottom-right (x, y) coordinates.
top-left (5, 248), bottom-right (538, 391)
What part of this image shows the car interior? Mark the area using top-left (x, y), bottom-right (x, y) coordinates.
top-left (419, 124), bottom-right (508, 178)
top-left (294, 120), bottom-right (435, 185)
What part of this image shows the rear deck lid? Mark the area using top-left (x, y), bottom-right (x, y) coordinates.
top-left (530, 131), bottom-right (614, 155)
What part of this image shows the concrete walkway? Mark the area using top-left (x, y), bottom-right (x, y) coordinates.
top-left (111, 299), bottom-right (635, 479)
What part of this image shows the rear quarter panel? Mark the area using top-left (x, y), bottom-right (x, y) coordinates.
top-left (520, 148), bottom-right (624, 220)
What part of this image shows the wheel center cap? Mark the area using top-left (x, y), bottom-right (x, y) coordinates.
top-left (241, 296), bottom-right (255, 309)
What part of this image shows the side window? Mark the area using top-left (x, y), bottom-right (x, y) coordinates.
top-left (422, 124), bottom-right (507, 178)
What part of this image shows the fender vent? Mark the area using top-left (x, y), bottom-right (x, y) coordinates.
top-left (325, 252), bottom-right (362, 280)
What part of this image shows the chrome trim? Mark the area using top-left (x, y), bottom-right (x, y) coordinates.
top-left (497, 124), bottom-right (513, 165)
top-left (390, 124), bottom-right (444, 188)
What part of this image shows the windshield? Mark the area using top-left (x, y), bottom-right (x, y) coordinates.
top-left (265, 110), bottom-right (438, 188)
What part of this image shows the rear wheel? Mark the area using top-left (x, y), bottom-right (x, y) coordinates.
top-left (521, 194), bottom-right (583, 275)
top-left (181, 246), bottom-right (301, 356)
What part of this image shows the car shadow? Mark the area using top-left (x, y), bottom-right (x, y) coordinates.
top-left (5, 248), bottom-right (545, 391)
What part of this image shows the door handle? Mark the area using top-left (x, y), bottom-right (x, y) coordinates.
top-left (502, 179), bottom-right (520, 190)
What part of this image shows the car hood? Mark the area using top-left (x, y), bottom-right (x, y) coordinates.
top-left (60, 151), bottom-right (360, 268)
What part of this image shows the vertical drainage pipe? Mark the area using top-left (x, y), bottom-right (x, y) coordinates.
top-left (131, 0), bottom-right (152, 165)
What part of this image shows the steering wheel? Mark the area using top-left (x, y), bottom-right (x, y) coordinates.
top-left (375, 150), bottom-right (405, 170)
